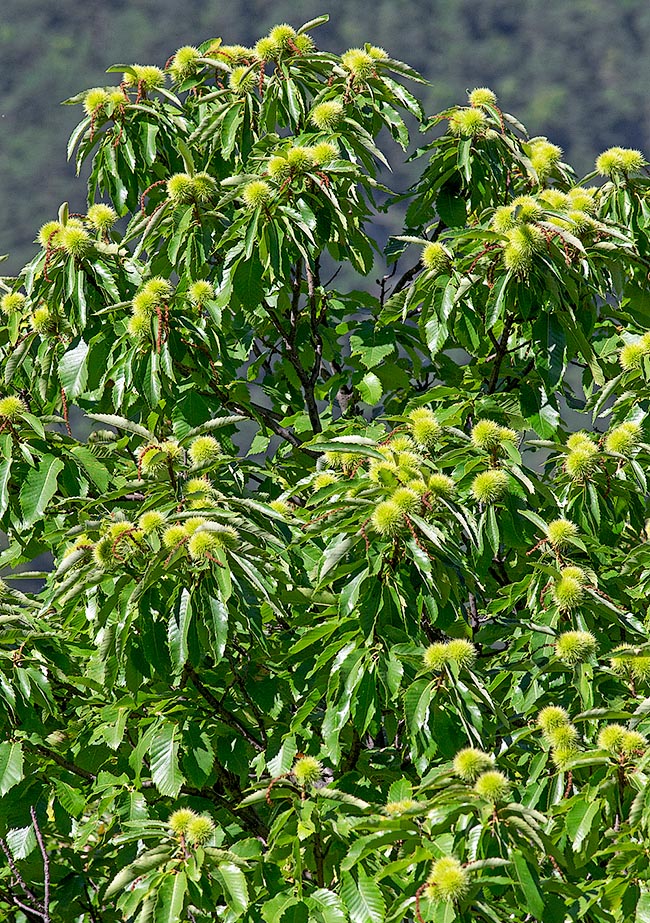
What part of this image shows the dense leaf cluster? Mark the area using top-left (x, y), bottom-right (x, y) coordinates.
top-left (2, 16), bottom-right (650, 923)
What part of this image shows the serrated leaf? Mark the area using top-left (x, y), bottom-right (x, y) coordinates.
top-left (357, 372), bottom-right (383, 406)
top-left (0, 741), bottom-right (23, 796)
top-left (208, 594), bottom-right (228, 662)
top-left (218, 862), bottom-right (249, 917)
top-left (59, 340), bottom-right (88, 399)
top-left (309, 440), bottom-right (385, 462)
top-left (149, 723), bottom-right (184, 797)
top-left (70, 445), bottom-right (110, 492)
top-left (511, 850), bottom-right (545, 919)
top-left (86, 413), bottom-right (153, 439)
top-left (567, 798), bottom-right (601, 852)
top-left (341, 870), bottom-right (385, 923)
top-left (636, 892), bottom-right (650, 923)
top-left (6, 824), bottom-right (36, 860)
top-left (0, 457), bottom-right (10, 520)
top-left (20, 456), bottom-right (64, 526)
top-left (168, 588), bottom-right (191, 674)
top-left (105, 847), bottom-right (174, 899)
top-left (352, 342), bottom-right (395, 369)
top-left (267, 737), bottom-right (297, 777)
top-left (262, 894), bottom-right (300, 923)
top-left (307, 888), bottom-right (347, 923)
top-left (154, 871), bottom-right (187, 923)
top-left (55, 778), bottom-right (86, 817)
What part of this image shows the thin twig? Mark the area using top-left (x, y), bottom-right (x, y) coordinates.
top-left (30, 807), bottom-right (50, 923)
top-left (0, 837), bottom-right (41, 906)
top-left (34, 745), bottom-right (96, 781)
top-left (487, 313), bottom-right (515, 394)
top-left (0, 887), bottom-right (46, 920)
top-left (185, 664), bottom-right (264, 749)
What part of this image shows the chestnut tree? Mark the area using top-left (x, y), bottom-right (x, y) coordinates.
top-left (2, 14), bottom-right (650, 923)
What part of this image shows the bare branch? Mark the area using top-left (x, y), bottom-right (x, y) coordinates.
top-left (30, 808), bottom-right (49, 923)
top-left (0, 837), bottom-right (41, 907)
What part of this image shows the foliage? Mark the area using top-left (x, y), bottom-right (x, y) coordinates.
top-left (2, 14), bottom-right (650, 923)
top-left (5, 0), bottom-right (650, 273)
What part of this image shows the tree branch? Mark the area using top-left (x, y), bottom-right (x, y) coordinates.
top-left (0, 886), bottom-right (46, 921)
top-left (290, 258), bottom-right (303, 342)
top-left (264, 300), bottom-right (322, 433)
top-left (30, 808), bottom-right (49, 923)
top-left (185, 663), bottom-right (264, 750)
top-left (0, 837), bottom-right (41, 907)
top-left (180, 783), bottom-right (268, 840)
top-left (34, 745), bottom-right (96, 782)
top-left (486, 313), bottom-right (516, 394)
top-left (306, 262), bottom-right (324, 394)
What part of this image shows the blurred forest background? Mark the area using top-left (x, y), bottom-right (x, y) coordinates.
top-left (3, 0), bottom-right (650, 273)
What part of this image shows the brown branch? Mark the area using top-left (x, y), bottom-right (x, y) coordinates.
top-left (341, 728), bottom-right (363, 772)
top-left (203, 376), bottom-right (303, 449)
top-left (291, 258), bottom-right (303, 341)
top-left (34, 745), bottom-right (96, 782)
top-left (0, 886), bottom-right (46, 920)
top-left (306, 262), bottom-right (324, 400)
top-left (180, 783), bottom-right (268, 840)
top-left (486, 313), bottom-right (516, 394)
top-left (264, 300), bottom-right (322, 433)
top-left (467, 593), bottom-right (480, 632)
top-left (0, 838), bottom-right (41, 907)
top-left (313, 812), bottom-right (326, 888)
top-left (502, 358), bottom-right (534, 392)
top-left (378, 263), bottom-right (398, 310)
top-left (185, 664), bottom-right (264, 750)
top-left (30, 808), bottom-right (49, 923)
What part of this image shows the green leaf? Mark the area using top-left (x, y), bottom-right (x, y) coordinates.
top-left (511, 850), bottom-right (545, 919)
top-left (0, 454), bottom-right (12, 518)
top-left (55, 778), bottom-right (86, 817)
top-left (267, 737), bottom-right (297, 776)
top-left (307, 889), bottom-right (347, 923)
top-left (149, 723), bottom-right (184, 797)
top-left (357, 372), bottom-right (383, 406)
top-left (387, 778), bottom-right (413, 803)
top-left (208, 594), bottom-right (228, 662)
top-left (298, 14), bottom-right (329, 32)
top-left (6, 825), bottom-right (36, 860)
top-left (168, 588), bottom-right (191, 674)
top-left (70, 445), bottom-right (110, 492)
top-left (567, 798), bottom-right (601, 853)
top-left (262, 894), bottom-right (301, 923)
top-left (20, 456), bottom-right (65, 526)
top-left (636, 892), bottom-right (650, 923)
top-left (308, 440), bottom-right (386, 462)
top-left (0, 742), bottom-right (23, 796)
top-left (436, 185), bottom-right (467, 227)
top-left (105, 847), bottom-right (174, 899)
top-left (218, 862), bottom-right (249, 917)
top-left (175, 139), bottom-right (196, 176)
top-left (86, 413), bottom-right (153, 439)
top-left (350, 341), bottom-right (395, 370)
top-left (232, 256), bottom-right (264, 311)
top-left (154, 871), bottom-right (187, 923)
top-left (341, 870), bottom-right (385, 923)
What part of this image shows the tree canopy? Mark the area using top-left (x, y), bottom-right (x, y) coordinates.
top-left (2, 14), bottom-right (650, 923)
top-left (5, 0), bottom-right (650, 271)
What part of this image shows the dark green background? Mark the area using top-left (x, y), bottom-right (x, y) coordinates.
top-left (2, 0), bottom-right (650, 272)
